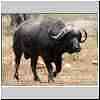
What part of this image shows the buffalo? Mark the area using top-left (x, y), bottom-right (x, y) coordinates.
top-left (11, 14), bottom-right (32, 27)
top-left (13, 17), bottom-right (87, 82)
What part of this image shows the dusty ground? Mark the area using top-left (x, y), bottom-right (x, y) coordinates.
top-left (2, 35), bottom-right (98, 86)
top-left (1, 14), bottom-right (98, 86)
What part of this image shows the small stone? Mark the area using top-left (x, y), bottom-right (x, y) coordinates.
top-left (65, 63), bottom-right (71, 68)
top-left (67, 76), bottom-right (71, 79)
top-left (92, 60), bottom-right (98, 64)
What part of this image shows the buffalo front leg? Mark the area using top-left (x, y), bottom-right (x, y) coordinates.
top-left (42, 51), bottom-right (54, 82)
top-left (31, 56), bottom-right (40, 81)
top-left (53, 56), bottom-right (62, 77)
top-left (44, 60), bottom-right (54, 82)
top-left (48, 63), bottom-right (55, 82)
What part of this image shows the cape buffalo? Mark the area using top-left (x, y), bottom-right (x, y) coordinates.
top-left (13, 17), bottom-right (87, 82)
top-left (11, 14), bottom-right (32, 27)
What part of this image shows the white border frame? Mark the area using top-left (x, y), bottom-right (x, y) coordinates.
top-left (0, 1), bottom-right (99, 99)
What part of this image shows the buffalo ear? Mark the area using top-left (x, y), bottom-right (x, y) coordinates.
top-left (49, 27), bottom-right (66, 40)
top-left (50, 24), bottom-right (73, 40)
top-left (48, 26), bottom-right (58, 37)
top-left (48, 22), bottom-right (65, 39)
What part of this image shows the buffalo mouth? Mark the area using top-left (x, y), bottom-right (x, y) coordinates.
top-left (75, 48), bottom-right (81, 52)
top-left (67, 48), bottom-right (81, 54)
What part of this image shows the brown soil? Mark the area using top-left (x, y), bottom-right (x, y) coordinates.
top-left (2, 35), bottom-right (98, 86)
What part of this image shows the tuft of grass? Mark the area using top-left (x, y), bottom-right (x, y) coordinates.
top-left (82, 36), bottom-right (97, 49)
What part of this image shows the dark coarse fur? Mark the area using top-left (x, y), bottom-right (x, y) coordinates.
top-left (13, 16), bottom-right (87, 82)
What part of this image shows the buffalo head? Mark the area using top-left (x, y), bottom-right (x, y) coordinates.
top-left (50, 24), bottom-right (87, 54)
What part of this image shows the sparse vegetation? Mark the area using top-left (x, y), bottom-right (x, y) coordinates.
top-left (1, 14), bottom-right (98, 86)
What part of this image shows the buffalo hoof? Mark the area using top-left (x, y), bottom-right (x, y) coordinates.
top-left (34, 77), bottom-right (40, 81)
top-left (53, 72), bottom-right (57, 77)
top-left (48, 77), bottom-right (55, 83)
top-left (48, 79), bottom-right (55, 83)
top-left (14, 73), bottom-right (19, 80)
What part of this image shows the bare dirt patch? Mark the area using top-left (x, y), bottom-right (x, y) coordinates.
top-left (2, 36), bottom-right (98, 86)
top-left (1, 14), bottom-right (98, 86)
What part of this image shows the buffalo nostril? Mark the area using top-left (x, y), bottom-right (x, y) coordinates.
top-left (73, 47), bottom-right (81, 52)
top-left (73, 47), bottom-right (80, 50)
top-left (76, 48), bottom-right (81, 52)
top-left (76, 47), bottom-right (80, 50)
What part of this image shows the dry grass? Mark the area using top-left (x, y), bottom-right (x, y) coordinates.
top-left (1, 34), bottom-right (98, 86)
top-left (1, 14), bottom-right (98, 86)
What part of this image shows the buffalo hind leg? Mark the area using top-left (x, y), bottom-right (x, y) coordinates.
top-left (14, 56), bottom-right (21, 80)
top-left (31, 56), bottom-right (40, 81)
